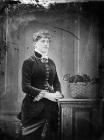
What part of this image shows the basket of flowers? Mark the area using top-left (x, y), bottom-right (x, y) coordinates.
top-left (63, 74), bottom-right (98, 99)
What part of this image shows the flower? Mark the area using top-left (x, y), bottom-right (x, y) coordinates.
top-left (63, 74), bottom-right (98, 84)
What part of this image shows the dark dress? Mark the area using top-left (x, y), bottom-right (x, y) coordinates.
top-left (21, 52), bottom-right (62, 140)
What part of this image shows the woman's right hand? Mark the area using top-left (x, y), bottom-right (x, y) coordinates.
top-left (44, 93), bottom-right (57, 102)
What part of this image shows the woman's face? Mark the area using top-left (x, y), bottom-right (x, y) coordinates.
top-left (34, 37), bottom-right (50, 55)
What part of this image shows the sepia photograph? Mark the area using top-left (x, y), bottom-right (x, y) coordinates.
top-left (0, 0), bottom-right (104, 140)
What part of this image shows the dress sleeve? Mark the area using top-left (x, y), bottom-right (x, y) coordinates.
top-left (53, 71), bottom-right (61, 93)
top-left (53, 69), bottom-right (64, 98)
top-left (51, 60), bottom-right (61, 93)
top-left (22, 59), bottom-right (42, 98)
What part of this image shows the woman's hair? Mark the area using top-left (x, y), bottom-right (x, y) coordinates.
top-left (33, 29), bottom-right (52, 43)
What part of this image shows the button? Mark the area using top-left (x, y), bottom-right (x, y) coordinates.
top-left (44, 84), bottom-right (47, 86)
top-left (45, 65), bottom-right (48, 67)
top-left (46, 76), bottom-right (49, 79)
top-left (46, 71), bottom-right (49, 74)
top-left (45, 78), bottom-right (48, 81)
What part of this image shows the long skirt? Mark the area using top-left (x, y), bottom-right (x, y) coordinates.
top-left (21, 100), bottom-right (59, 140)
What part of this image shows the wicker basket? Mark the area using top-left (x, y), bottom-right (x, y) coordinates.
top-left (70, 82), bottom-right (98, 99)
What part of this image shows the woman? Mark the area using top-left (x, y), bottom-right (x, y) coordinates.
top-left (20, 29), bottom-right (64, 140)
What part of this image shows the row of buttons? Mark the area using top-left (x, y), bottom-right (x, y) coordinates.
top-left (44, 62), bottom-right (49, 91)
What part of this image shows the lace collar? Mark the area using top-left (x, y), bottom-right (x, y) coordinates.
top-left (34, 51), bottom-right (48, 63)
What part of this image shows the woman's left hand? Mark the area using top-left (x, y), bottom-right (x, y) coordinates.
top-left (33, 90), bottom-right (46, 102)
top-left (54, 91), bottom-right (63, 100)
